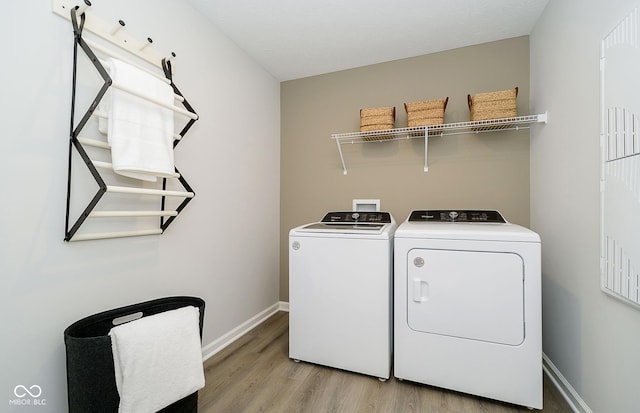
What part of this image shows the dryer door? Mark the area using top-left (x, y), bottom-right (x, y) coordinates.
top-left (407, 248), bottom-right (524, 345)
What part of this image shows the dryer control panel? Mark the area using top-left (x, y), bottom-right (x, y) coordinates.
top-left (408, 210), bottom-right (505, 223)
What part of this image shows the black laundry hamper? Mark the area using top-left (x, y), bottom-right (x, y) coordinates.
top-left (64, 296), bottom-right (205, 413)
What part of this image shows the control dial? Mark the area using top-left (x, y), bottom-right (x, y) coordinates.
top-left (448, 211), bottom-right (459, 221)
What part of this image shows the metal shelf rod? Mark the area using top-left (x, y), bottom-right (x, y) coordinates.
top-left (88, 210), bottom-right (178, 217)
top-left (106, 185), bottom-right (194, 198)
top-left (91, 159), bottom-right (181, 178)
top-left (78, 137), bottom-right (110, 149)
top-left (69, 228), bottom-right (163, 241)
top-left (97, 57), bottom-right (184, 102)
top-left (110, 81), bottom-right (197, 120)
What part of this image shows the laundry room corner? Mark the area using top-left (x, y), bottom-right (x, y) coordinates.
top-left (280, 36), bottom-right (531, 302)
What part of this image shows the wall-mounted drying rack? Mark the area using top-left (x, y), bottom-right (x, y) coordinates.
top-left (58, 2), bottom-right (199, 241)
top-left (331, 113), bottom-right (548, 175)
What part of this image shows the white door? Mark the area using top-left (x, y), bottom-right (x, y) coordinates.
top-left (407, 248), bottom-right (524, 345)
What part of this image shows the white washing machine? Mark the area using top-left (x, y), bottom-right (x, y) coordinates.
top-left (394, 210), bottom-right (542, 409)
top-left (289, 211), bottom-right (396, 380)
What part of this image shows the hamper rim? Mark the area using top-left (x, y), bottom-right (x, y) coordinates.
top-left (64, 295), bottom-right (204, 339)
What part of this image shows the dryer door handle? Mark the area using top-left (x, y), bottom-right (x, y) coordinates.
top-left (413, 278), bottom-right (429, 303)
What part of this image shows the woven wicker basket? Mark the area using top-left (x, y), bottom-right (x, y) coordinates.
top-left (360, 106), bottom-right (395, 132)
top-left (404, 97), bottom-right (448, 127)
top-left (360, 115), bottom-right (395, 127)
top-left (468, 87), bottom-right (518, 121)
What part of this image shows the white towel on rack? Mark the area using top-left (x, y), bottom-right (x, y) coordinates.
top-left (109, 306), bottom-right (205, 413)
top-left (107, 57), bottom-right (175, 182)
top-left (98, 90), bottom-right (109, 134)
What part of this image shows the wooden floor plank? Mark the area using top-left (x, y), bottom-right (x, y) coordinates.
top-left (199, 312), bottom-right (572, 413)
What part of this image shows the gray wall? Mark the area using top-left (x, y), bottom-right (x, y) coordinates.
top-left (281, 36), bottom-right (531, 300)
top-left (531, 0), bottom-right (640, 411)
top-left (1, 2), bottom-right (280, 412)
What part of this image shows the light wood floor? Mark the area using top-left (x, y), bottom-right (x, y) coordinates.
top-left (198, 312), bottom-right (572, 413)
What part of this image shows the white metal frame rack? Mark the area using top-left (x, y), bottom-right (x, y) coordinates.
top-left (600, 7), bottom-right (640, 310)
top-left (331, 113), bottom-right (548, 175)
top-left (59, 1), bottom-right (199, 241)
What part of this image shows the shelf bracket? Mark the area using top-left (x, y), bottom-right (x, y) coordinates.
top-left (424, 127), bottom-right (429, 172)
top-left (336, 138), bottom-right (348, 175)
top-left (538, 111), bottom-right (548, 123)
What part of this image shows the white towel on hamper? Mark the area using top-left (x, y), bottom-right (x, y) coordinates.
top-left (107, 57), bottom-right (175, 182)
top-left (109, 306), bottom-right (205, 413)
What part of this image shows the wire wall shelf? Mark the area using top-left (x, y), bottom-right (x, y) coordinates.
top-left (331, 113), bottom-right (548, 175)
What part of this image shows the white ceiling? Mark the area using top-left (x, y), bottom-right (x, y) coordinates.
top-left (188, 0), bottom-right (549, 81)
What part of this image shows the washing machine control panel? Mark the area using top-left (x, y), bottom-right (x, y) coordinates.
top-left (408, 210), bottom-right (505, 223)
top-left (321, 211), bottom-right (392, 223)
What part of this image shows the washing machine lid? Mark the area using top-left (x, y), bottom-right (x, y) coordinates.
top-left (292, 211), bottom-right (396, 236)
top-left (396, 210), bottom-right (540, 243)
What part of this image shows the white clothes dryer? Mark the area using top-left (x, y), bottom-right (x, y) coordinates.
top-left (289, 211), bottom-right (396, 380)
top-left (394, 210), bottom-right (542, 409)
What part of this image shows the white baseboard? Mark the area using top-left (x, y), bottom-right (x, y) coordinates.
top-left (542, 353), bottom-right (592, 413)
top-left (201, 301), bottom-right (288, 361)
